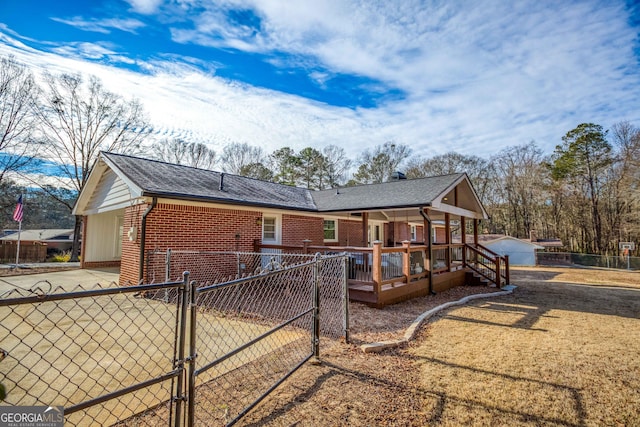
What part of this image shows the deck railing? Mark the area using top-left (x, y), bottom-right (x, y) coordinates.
top-left (254, 239), bottom-right (508, 306)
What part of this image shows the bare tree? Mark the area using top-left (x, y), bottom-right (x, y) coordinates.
top-left (151, 138), bottom-right (216, 169)
top-left (351, 141), bottom-right (411, 184)
top-left (405, 151), bottom-right (495, 202)
top-left (321, 144), bottom-right (351, 188)
top-left (0, 55), bottom-right (40, 184)
top-left (36, 73), bottom-right (150, 260)
top-left (219, 142), bottom-right (265, 175)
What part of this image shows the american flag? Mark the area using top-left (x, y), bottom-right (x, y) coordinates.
top-left (13, 195), bottom-right (23, 222)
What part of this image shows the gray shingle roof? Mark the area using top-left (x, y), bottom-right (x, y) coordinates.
top-left (312, 173), bottom-right (463, 212)
top-left (102, 152), bottom-right (463, 213)
top-left (103, 152), bottom-right (316, 211)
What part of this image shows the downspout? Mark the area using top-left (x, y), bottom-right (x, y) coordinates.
top-left (419, 207), bottom-right (436, 295)
top-left (139, 197), bottom-right (158, 283)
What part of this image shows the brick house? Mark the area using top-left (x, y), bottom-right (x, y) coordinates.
top-left (74, 152), bottom-right (503, 306)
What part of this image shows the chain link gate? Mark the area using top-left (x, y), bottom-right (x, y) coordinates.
top-left (1, 253), bottom-right (347, 426)
top-left (0, 276), bottom-right (190, 426)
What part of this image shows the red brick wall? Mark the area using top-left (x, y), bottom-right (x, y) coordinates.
top-left (282, 214), bottom-right (324, 246)
top-left (119, 203), bottom-right (263, 285)
top-left (119, 203), bottom-right (337, 285)
top-left (338, 219), bottom-right (364, 246)
top-left (120, 203), bottom-right (147, 285)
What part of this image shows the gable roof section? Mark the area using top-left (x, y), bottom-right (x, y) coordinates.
top-left (312, 173), bottom-right (465, 211)
top-left (96, 152), bottom-right (315, 211)
top-left (74, 152), bottom-right (489, 219)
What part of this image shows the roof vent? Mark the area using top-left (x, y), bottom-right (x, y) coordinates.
top-left (390, 171), bottom-right (406, 181)
top-left (219, 173), bottom-right (225, 191)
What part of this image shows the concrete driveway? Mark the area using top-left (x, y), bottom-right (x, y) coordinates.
top-left (0, 267), bottom-right (120, 295)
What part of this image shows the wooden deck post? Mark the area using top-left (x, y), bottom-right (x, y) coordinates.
top-left (445, 213), bottom-right (451, 272)
top-left (495, 256), bottom-right (501, 289)
top-left (461, 216), bottom-right (467, 267)
top-left (402, 240), bottom-right (411, 282)
top-left (302, 239), bottom-right (311, 254)
top-left (473, 219), bottom-right (479, 245)
top-left (504, 255), bottom-right (510, 285)
top-left (372, 241), bottom-right (383, 300)
top-left (362, 212), bottom-right (369, 247)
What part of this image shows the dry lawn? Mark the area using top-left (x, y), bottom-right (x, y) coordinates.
top-left (235, 267), bottom-right (640, 426)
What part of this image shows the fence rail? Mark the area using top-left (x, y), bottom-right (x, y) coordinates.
top-left (537, 252), bottom-right (640, 270)
top-left (1, 252), bottom-right (348, 426)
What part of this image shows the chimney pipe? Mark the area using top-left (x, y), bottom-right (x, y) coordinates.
top-left (219, 173), bottom-right (225, 191)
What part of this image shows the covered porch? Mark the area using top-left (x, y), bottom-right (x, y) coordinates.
top-left (257, 212), bottom-right (510, 308)
top-left (259, 173), bottom-right (509, 307)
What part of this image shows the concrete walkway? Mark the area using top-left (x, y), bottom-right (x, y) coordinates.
top-left (0, 267), bottom-right (119, 294)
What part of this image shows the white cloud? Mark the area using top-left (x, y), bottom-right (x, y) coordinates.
top-left (50, 42), bottom-right (136, 65)
top-left (50, 17), bottom-right (146, 34)
top-left (125, 0), bottom-right (163, 15)
top-left (1, 0), bottom-right (639, 169)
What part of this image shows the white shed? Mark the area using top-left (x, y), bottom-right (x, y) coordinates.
top-left (482, 236), bottom-right (544, 266)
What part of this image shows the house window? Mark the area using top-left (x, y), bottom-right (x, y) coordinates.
top-left (263, 217), bottom-right (276, 241)
top-left (324, 219), bottom-right (337, 242)
top-left (410, 225), bottom-right (417, 241)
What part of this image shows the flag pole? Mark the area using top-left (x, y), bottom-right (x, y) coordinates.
top-left (13, 193), bottom-right (24, 268)
top-left (15, 217), bottom-right (22, 267)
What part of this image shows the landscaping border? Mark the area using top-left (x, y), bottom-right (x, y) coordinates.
top-left (360, 285), bottom-right (517, 353)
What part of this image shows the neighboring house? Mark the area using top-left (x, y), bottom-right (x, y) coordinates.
top-left (528, 230), bottom-right (564, 251)
top-left (73, 152), bottom-right (504, 307)
top-left (0, 229), bottom-right (75, 253)
top-left (0, 228), bottom-right (75, 262)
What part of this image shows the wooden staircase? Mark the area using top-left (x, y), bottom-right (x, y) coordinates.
top-left (464, 244), bottom-right (509, 288)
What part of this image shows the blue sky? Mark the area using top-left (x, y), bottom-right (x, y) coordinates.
top-left (0, 0), bottom-right (639, 161)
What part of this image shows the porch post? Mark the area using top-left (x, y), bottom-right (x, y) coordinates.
top-left (473, 219), bottom-right (479, 245)
top-left (461, 216), bottom-right (467, 267)
top-left (424, 212), bottom-right (433, 294)
top-left (361, 212), bottom-right (369, 247)
top-left (372, 241), bottom-right (383, 302)
top-left (402, 240), bottom-right (411, 282)
top-left (445, 213), bottom-right (451, 272)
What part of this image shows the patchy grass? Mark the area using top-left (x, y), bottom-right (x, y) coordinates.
top-left (234, 267), bottom-right (640, 426)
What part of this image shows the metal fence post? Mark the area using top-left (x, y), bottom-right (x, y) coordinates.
top-left (312, 253), bottom-right (321, 360)
top-left (187, 279), bottom-right (198, 427)
top-left (342, 254), bottom-right (350, 344)
top-left (173, 271), bottom-right (190, 427)
top-left (166, 249), bottom-right (172, 281)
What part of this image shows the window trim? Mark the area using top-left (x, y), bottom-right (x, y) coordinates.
top-left (262, 214), bottom-right (281, 244)
top-left (323, 219), bottom-right (338, 242)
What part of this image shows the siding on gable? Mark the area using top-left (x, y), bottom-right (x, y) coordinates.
top-left (85, 168), bottom-right (132, 213)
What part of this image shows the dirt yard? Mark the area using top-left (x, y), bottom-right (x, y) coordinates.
top-left (235, 266), bottom-right (640, 426)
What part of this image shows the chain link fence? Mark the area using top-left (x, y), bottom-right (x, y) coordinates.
top-left (1, 252), bottom-right (348, 426)
top-left (537, 252), bottom-right (640, 270)
top-left (0, 277), bottom-right (188, 427)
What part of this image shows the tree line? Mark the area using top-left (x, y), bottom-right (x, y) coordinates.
top-left (1, 55), bottom-right (639, 258)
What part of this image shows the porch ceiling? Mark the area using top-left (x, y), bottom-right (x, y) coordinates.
top-left (331, 207), bottom-right (466, 223)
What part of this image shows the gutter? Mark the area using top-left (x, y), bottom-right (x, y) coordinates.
top-left (139, 197), bottom-right (158, 282)
top-left (419, 207), bottom-right (436, 295)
